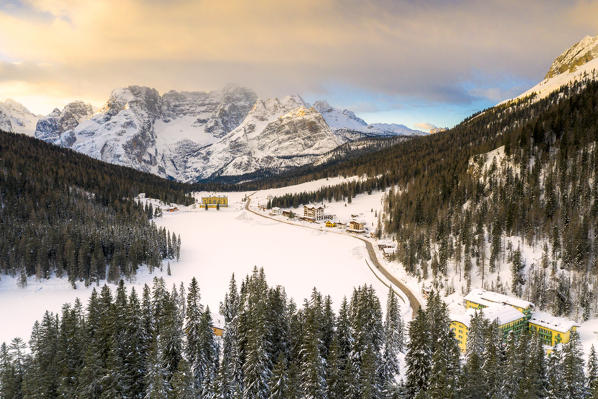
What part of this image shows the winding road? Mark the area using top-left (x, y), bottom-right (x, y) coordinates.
top-left (244, 196), bottom-right (422, 314)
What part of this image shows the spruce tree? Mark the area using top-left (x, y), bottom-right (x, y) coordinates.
top-left (405, 309), bottom-right (431, 398)
top-left (588, 346), bottom-right (598, 397)
top-left (269, 354), bottom-right (289, 399)
top-left (171, 359), bottom-right (196, 399)
top-left (562, 331), bottom-right (586, 399)
top-left (380, 289), bottom-right (403, 397)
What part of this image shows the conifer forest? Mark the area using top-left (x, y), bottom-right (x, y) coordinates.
top-left (1, 269), bottom-right (597, 399)
top-left (269, 76), bottom-right (598, 320)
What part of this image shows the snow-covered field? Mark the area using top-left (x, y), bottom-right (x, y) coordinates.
top-left (0, 188), bottom-right (408, 345)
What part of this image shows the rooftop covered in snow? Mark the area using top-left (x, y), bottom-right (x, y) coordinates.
top-left (529, 311), bottom-right (580, 333)
top-left (451, 304), bottom-right (526, 328)
top-left (464, 288), bottom-right (534, 310)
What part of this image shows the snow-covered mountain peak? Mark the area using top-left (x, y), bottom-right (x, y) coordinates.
top-left (0, 99), bottom-right (39, 135)
top-left (35, 100), bottom-right (95, 142)
top-left (1, 99), bottom-right (31, 114)
top-left (312, 100), bottom-right (333, 113)
top-left (101, 86), bottom-right (161, 116)
top-left (31, 85), bottom-right (420, 181)
top-left (545, 34), bottom-right (598, 79)
top-left (312, 100), bottom-right (423, 141)
top-left (249, 94), bottom-right (305, 120)
top-left (505, 34), bottom-right (598, 104)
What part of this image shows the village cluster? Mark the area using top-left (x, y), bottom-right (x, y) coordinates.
top-left (450, 288), bottom-right (579, 353)
top-left (261, 202), bottom-right (398, 259)
top-left (153, 193), bottom-right (584, 355)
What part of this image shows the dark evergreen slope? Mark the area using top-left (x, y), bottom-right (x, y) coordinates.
top-left (0, 270), bottom-right (594, 398)
top-left (269, 79), bottom-right (598, 319)
top-left (0, 131), bottom-right (198, 284)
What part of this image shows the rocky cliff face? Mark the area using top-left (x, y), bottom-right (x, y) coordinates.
top-left (545, 35), bottom-right (598, 79)
top-left (506, 34), bottom-right (598, 104)
top-left (35, 101), bottom-right (94, 142)
top-left (32, 85), bottom-right (415, 182)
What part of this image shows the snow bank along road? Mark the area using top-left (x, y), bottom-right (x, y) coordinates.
top-left (245, 195), bottom-right (422, 314)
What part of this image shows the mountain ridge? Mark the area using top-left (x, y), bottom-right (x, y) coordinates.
top-left (2, 85), bottom-right (420, 182)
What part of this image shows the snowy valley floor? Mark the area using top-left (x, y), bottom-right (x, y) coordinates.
top-left (0, 189), bottom-right (408, 344)
top-left (1, 178), bottom-right (596, 356)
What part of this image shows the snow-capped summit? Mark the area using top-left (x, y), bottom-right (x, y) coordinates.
top-left (507, 34), bottom-right (598, 104)
top-left (313, 100), bottom-right (369, 132)
top-left (183, 95), bottom-right (340, 180)
top-left (35, 101), bottom-right (94, 142)
top-left (30, 85), bottom-right (419, 182)
top-left (545, 34), bottom-right (598, 79)
top-left (0, 99), bottom-right (39, 135)
top-left (313, 100), bottom-right (423, 141)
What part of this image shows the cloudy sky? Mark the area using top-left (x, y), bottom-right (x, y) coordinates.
top-left (0, 0), bottom-right (597, 130)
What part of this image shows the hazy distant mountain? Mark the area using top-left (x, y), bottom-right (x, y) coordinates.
top-left (313, 100), bottom-right (424, 142)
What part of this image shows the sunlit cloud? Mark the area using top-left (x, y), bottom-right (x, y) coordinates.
top-left (0, 0), bottom-right (596, 122)
top-left (414, 122), bottom-right (438, 133)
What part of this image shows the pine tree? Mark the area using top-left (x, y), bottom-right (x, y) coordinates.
top-left (197, 308), bottom-right (220, 397)
top-left (242, 269), bottom-right (272, 399)
top-left (405, 309), bottom-right (431, 398)
top-left (481, 324), bottom-right (502, 399)
top-left (461, 352), bottom-right (485, 399)
top-left (588, 346), bottom-right (598, 397)
top-left (144, 338), bottom-right (171, 399)
top-left (171, 359), bottom-right (196, 399)
top-left (380, 289), bottom-right (403, 397)
top-left (185, 277), bottom-right (203, 392)
top-left (562, 331), bottom-right (586, 399)
top-left (269, 354), bottom-right (288, 399)
top-left (299, 296), bottom-right (327, 399)
top-left (219, 276), bottom-right (243, 399)
top-left (546, 346), bottom-right (567, 399)
top-left (0, 343), bottom-right (18, 399)
top-left (326, 334), bottom-right (343, 399)
top-left (465, 309), bottom-right (487, 358)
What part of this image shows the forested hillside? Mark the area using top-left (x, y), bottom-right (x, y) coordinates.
top-left (1, 270), bottom-right (595, 398)
top-left (0, 131), bottom-right (201, 285)
top-left (269, 74), bottom-right (598, 320)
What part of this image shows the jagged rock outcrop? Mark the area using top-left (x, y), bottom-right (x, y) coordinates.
top-left (35, 101), bottom-right (94, 142)
top-left (545, 34), bottom-right (598, 79)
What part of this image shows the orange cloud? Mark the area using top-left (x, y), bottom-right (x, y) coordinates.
top-left (0, 0), bottom-right (596, 114)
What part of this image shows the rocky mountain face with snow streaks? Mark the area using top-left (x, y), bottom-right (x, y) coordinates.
top-left (35, 101), bottom-right (94, 142)
top-left (545, 34), bottom-right (598, 79)
top-left (4, 85), bottom-right (413, 182)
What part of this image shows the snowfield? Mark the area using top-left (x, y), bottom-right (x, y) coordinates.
top-left (0, 188), bottom-right (409, 345)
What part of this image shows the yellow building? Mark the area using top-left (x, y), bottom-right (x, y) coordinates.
top-left (450, 318), bottom-right (470, 353)
top-left (201, 195), bottom-right (228, 208)
top-left (454, 289), bottom-right (579, 352)
top-left (528, 311), bottom-right (580, 346)
top-left (450, 305), bottom-right (529, 353)
top-left (325, 220), bottom-right (336, 227)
